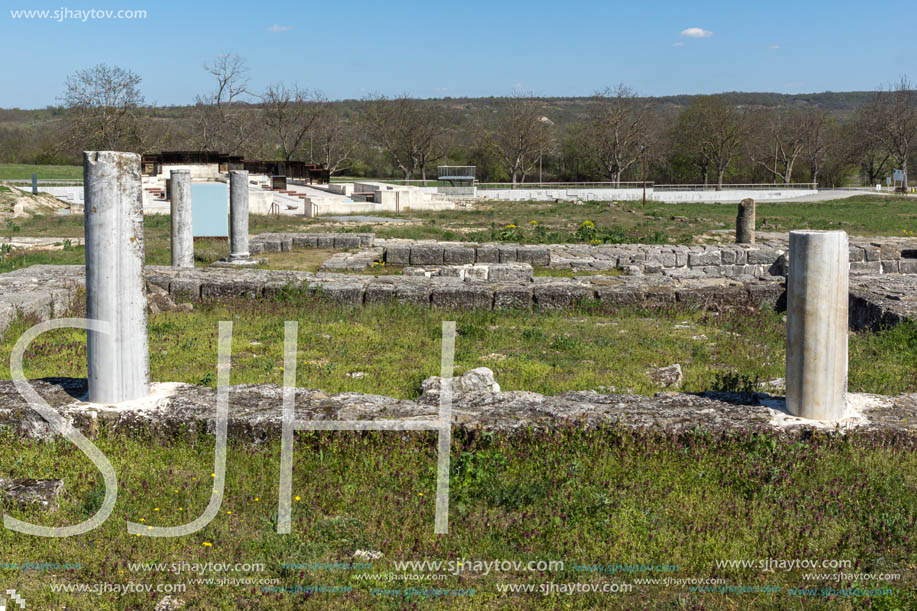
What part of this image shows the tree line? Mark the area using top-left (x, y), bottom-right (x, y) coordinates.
top-left (1, 55), bottom-right (915, 189)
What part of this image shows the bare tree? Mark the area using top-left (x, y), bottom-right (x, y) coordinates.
top-left (193, 53), bottom-right (252, 154)
top-left (673, 95), bottom-right (747, 189)
top-left (747, 109), bottom-right (807, 184)
top-left (261, 83), bottom-right (327, 161)
top-left (361, 94), bottom-right (447, 181)
top-left (61, 63), bottom-right (145, 151)
top-left (486, 92), bottom-right (553, 186)
top-left (862, 76), bottom-right (917, 189)
top-left (584, 85), bottom-right (650, 185)
top-left (307, 106), bottom-right (362, 174)
top-left (800, 109), bottom-right (835, 186)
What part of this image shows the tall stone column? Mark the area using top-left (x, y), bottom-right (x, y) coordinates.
top-left (736, 198), bottom-right (755, 244)
top-left (83, 151), bottom-right (150, 404)
top-left (229, 170), bottom-right (250, 261)
top-left (170, 170), bottom-right (194, 267)
top-left (785, 230), bottom-right (848, 420)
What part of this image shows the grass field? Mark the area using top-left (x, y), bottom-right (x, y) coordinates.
top-left (0, 163), bottom-right (83, 180)
top-left (0, 414), bottom-right (913, 609)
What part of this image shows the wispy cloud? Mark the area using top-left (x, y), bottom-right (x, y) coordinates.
top-left (265, 24), bottom-right (292, 32)
top-left (680, 27), bottom-right (713, 38)
top-left (672, 42), bottom-right (685, 47)
top-left (768, 44), bottom-right (781, 50)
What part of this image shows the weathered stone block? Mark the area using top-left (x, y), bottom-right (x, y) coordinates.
top-left (201, 280), bottom-right (262, 299)
top-left (643, 289), bottom-right (676, 308)
top-left (848, 246), bottom-right (865, 262)
top-left (497, 246), bottom-right (518, 263)
top-left (493, 285), bottom-right (532, 309)
top-left (316, 235), bottom-right (335, 249)
top-left (292, 235), bottom-right (319, 249)
top-left (475, 245), bottom-right (499, 263)
top-left (688, 251), bottom-right (721, 266)
top-left (862, 245), bottom-right (881, 262)
top-left (385, 245), bottom-right (411, 266)
top-left (488, 263), bottom-right (534, 283)
top-left (410, 245), bottom-right (444, 266)
top-left (595, 286), bottom-right (643, 307)
top-left (898, 260), bottom-right (917, 274)
top-left (333, 235), bottom-right (362, 250)
top-left (443, 245), bottom-right (476, 265)
top-left (849, 261), bottom-right (881, 274)
top-left (249, 242), bottom-right (264, 255)
top-left (881, 260), bottom-right (900, 274)
top-left (261, 240), bottom-right (282, 253)
top-left (169, 278), bottom-right (202, 300)
top-left (746, 248), bottom-right (780, 265)
top-left (364, 283), bottom-right (396, 304)
top-left (315, 283), bottom-right (364, 305)
top-left (396, 283), bottom-right (432, 305)
top-left (533, 284), bottom-right (595, 310)
top-left (432, 285), bottom-right (493, 309)
top-left (516, 247), bottom-right (551, 267)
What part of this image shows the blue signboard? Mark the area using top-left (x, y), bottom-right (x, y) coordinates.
top-left (191, 182), bottom-right (228, 237)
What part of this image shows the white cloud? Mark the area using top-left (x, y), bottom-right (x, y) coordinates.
top-left (265, 24), bottom-right (292, 32)
top-left (672, 42), bottom-right (685, 47)
top-left (680, 27), bottom-right (713, 38)
top-left (768, 44), bottom-right (781, 50)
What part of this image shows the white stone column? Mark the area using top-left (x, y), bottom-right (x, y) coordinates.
top-left (83, 151), bottom-right (150, 404)
top-left (785, 230), bottom-right (848, 420)
top-left (170, 170), bottom-right (194, 267)
top-left (229, 170), bottom-right (250, 260)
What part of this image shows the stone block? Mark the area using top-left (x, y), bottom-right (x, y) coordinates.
top-left (746, 248), bottom-right (780, 265)
top-left (396, 283), bottom-right (432, 305)
top-left (410, 245), bottom-right (444, 266)
top-left (249, 242), bottom-right (264, 255)
top-left (848, 246), bottom-right (865, 262)
top-left (849, 261), bottom-right (881, 274)
top-left (898, 260), bottom-right (917, 274)
top-left (688, 251), bottom-right (721, 266)
top-left (862, 245), bottom-right (881, 261)
top-left (169, 278), bottom-right (202, 299)
top-left (643, 289), bottom-right (676, 308)
top-left (488, 263), bottom-right (534, 282)
top-left (333, 235), bottom-right (362, 250)
top-left (595, 286), bottom-right (643, 307)
top-left (261, 240), bottom-right (282, 253)
top-left (746, 282), bottom-right (785, 309)
top-left (497, 246), bottom-right (518, 263)
top-left (293, 235), bottom-right (319, 249)
top-left (493, 285), bottom-right (532, 309)
top-left (475, 245), bottom-right (500, 263)
top-left (316, 235), bottom-right (335, 249)
top-left (365, 283), bottom-right (397, 304)
top-left (443, 245), bottom-right (476, 265)
top-left (881, 260), bottom-right (899, 274)
top-left (431, 285), bottom-right (493, 310)
top-left (201, 280), bottom-right (262, 299)
top-left (516, 247), bottom-right (551, 267)
top-left (533, 284), bottom-right (595, 310)
top-left (315, 282), bottom-right (364, 305)
top-left (385, 245), bottom-right (411, 266)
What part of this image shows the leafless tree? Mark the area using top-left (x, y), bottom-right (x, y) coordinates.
top-left (673, 95), bottom-right (747, 189)
top-left (193, 53), bottom-right (252, 154)
top-left (799, 109), bottom-right (835, 186)
top-left (61, 63), bottom-right (145, 151)
top-left (306, 106), bottom-right (362, 174)
top-left (747, 109), bottom-right (807, 184)
top-left (361, 94), bottom-right (447, 182)
top-left (861, 76), bottom-right (917, 189)
top-left (584, 85), bottom-right (650, 185)
top-left (261, 83), bottom-right (327, 161)
top-left (486, 92), bottom-right (553, 186)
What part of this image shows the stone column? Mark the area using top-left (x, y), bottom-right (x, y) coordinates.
top-left (83, 151), bottom-right (150, 404)
top-left (785, 230), bottom-right (848, 420)
top-left (736, 198), bottom-right (755, 244)
top-left (170, 170), bottom-right (194, 267)
top-left (229, 170), bottom-right (250, 261)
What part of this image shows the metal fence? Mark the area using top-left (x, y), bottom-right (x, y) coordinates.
top-left (475, 181), bottom-right (650, 190)
top-left (0, 179), bottom-right (84, 186)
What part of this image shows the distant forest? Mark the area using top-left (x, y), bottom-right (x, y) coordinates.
top-left (1, 59), bottom-right (914, 188)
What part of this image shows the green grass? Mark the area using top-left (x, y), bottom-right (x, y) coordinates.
top-left (3, 296), bottom-right (916, 399)
top-left (0, 425), bottom-right (913, 609)
top-left (0, 163), bottom-right (83, 180)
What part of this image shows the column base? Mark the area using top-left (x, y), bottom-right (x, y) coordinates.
top-left (211, 257), bottom-right (265, 268)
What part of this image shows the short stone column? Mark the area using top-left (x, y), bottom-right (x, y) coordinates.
top-left (229, 170), bottom-right (250, 261)
top-left (170, 170), bottom-right (194, 267)
top-left (736, 198), bottom-right (755, 244)
top-left (785, 230), bottom-right (848, 420)
top-left (83, 151), bottom-right (150, 404)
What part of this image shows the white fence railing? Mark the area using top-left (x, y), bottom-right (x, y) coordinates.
top-left (653, 183), bottom-right (817, 191)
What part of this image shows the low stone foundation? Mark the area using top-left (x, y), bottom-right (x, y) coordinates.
top-left (1, 380), bottom-right (914, 442)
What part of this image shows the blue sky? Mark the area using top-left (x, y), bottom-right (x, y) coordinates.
top-left (1, 0), bottom-right (915, 108)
